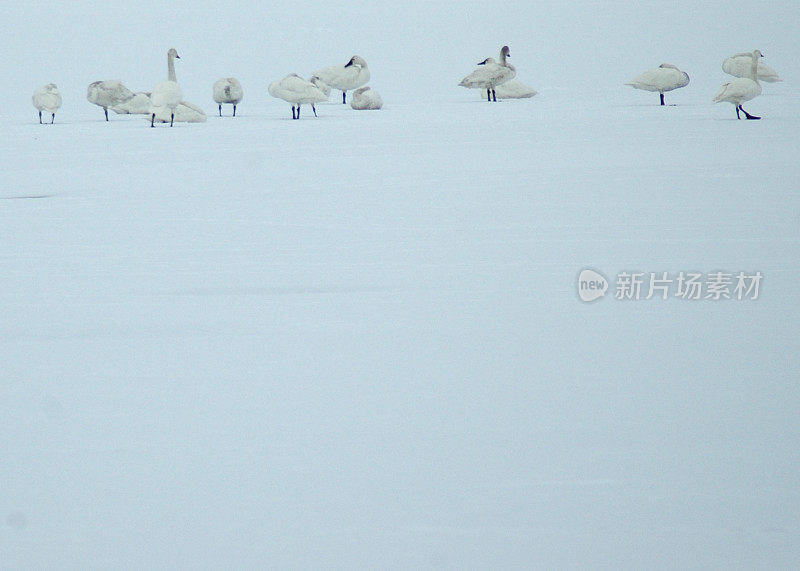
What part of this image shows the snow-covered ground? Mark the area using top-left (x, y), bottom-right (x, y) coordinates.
top-left (2, 1), bottom-right (800, 568)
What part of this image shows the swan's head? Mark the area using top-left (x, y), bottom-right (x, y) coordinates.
top-left (168, 48), bottom-right (180, 59)
top-left (753, 49), bottom-right (763, 58)
top-left (45, 83), bottom-right (58, 91)
top-left (477, 57), bottom-right (496, 66)
top-left (659, 63), bottom-right (679, 70)
top-left (500, 46), bottom-right (511, 58)
top-left (345, 55), bottom-right (367, 68)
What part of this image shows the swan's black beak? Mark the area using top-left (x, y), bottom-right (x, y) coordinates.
top-left (344, 59), bottom-right (354, 68)
top-left (176, 54), bottom-right (181, 59)
top-left (477, 61), bottom-right (486, 66)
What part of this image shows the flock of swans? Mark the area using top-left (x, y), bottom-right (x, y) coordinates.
top-left (30, 46), bottom-right (782, 125)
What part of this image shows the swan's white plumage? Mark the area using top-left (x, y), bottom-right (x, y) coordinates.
top-left (714, 50), bottom-right (763, 119)
top-left (212, 77), bottom-right (243, 116)
top-left (32, 83), bottom-right (62, 123)
top-left (625, 63), bottom-right (690, 101)
top-left (110, 92), bottom-right (151, 115)
top-left (310, 75), bottom-right (331, 98)
top-left (87, 80), bottom-right (135, 120)
top-left (110, 91), bottom-right (206, 122)
top-left (494, 79), bottom-right (537, 99)
top-left (350, 86), bottom-right (383, 110)
top-left (723, 53), bottom-right (782, 82)
top-left (313, 56), bottom-right (370, 104)
top-left (269, 73), bottom-right (329, 119)
top-left (150, 48), bottom-right (182, 127)
top-left (459, 46), bottom-right (516, 101)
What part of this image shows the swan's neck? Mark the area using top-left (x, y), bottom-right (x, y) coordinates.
top-left (167, 54), bottom-right (177, 82)
top-left (499, 52), bottom-right (507, 66)
top-left (750, 52), bottom-right (760, 83)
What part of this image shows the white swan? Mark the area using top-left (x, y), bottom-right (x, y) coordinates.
top-left (459, 46), bottom-right (516, 102)
top-left (213, 77), bottom-right (243, 117)
top-left (714, 50), bottom-right (763, 120)
top-left (111, 92), bottom-right (206, 123)
top-left (87, 80), bottom-right (135, 121)
top-left (269, 73), bottom-right (329, 119)
top-left (494, 79), bottom-right (537, 99)
top-left (313, 55), bottom-right (370, 104)
top-left (350, 86), bottom-right (383, 110)
top-left (150, 48), bottom-right (183, 127)
top-left (625, 63), bottom-right (690, 106)
top-left (723, 53), bottom-right (782, 83)
top-left (32, 83), bottom-right (61, 124)
top-left (310, 75), bottom-right (331, 98)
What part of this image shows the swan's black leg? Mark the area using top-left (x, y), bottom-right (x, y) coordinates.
top-left (660, 93), bottom-right (665, 106)
top-left (486, 88), bottom-right (491, 102)
top-left (297, 105), bottom-right (301, 118)
top-left (104, 108), bottom-right (109, 121)
top-left (39, 110), bottom-right (42, 124)
top-left (292, 106), bottom-right (296, 120)
top-left (218, 104), bottom-right (222, 117)
top-left (170, 112), bottom-right (174, 127)
top-left (151, 113), bottom-right (155, 127)
top-left (735, 106), bottom-right (741, 120)
top-left (51, 113), bottom-right (55, 124)
top-left (342, 92), bottom-right (346, 104)
top-left (312, 105), bottom-right (317, 117)
top-left (740, 105), bottom-right (761, 120)
top-left (233, 105), bottom-right (236, 117)
top-left (492, 89), bottom-right (497, 102)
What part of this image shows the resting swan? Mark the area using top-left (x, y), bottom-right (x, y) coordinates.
top-left (494, 79), bottom-right (537, 99)
top-left (723, 53), bottom-right (782, 83)
top-left (150, 48), bottom-right (182, 127)
top-left (32, 83), bottom-right (61, 124)
top-left (213, 77), bottom-right (243, 117)
top-left (269, 73), bottom-right (329, 119)
top-left (713, 49), bottom-right (763, 120)
top-left (313, 56), bottom-right (370, 104)
top-left (625, 63), bottom-right (690, 105)
top-left (87, 80), bottom-right (135, 121)
top-left (459, 46), bottom-right (516, 102)
top-left (350, 86), bottom-right (383, 110)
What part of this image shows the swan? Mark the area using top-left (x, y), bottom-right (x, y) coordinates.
top-left (212, 77), bottom-right (243, 116)
top-left (269, 73), bottom-right (329, 119)
top-left (494, 79), bottom-right (537, 99)
top-left (313, 55), bottom-right (370, 104)
top-left (150, 48), bottom-right (183, 127)
top-left (459, 46), bottom-right (516, 102)
top-left (111, 92), bottom-right (206, 122)
top-left (87, 80), bottom-right (135, 121)
top-left (723, 53), bottom-right (782, 82)
top-left (350, 86), bottom-right (383, 110)
top-left (32, 83), bottom-right (61, 124)
top-left (625, 63), bottom-right (690, 105)
top-left (310, 75), bottom-right (331, 98)
top-left (714, 49), bottom-right (763, 120)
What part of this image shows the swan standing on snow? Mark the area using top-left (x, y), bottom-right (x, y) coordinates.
top-left (625, 63), bottom-right (690, 106)
top-left (723, 53), bottom-right (782, 83)
top-left (213, 77), bottom-right (243, 117)
top-left (494, 79), bottom-right (537, 99)
top-left (269, 73), bottom-right (329, 119)
top-left (714, 49), bottom-right (763, 120)
top-left (150, 48), bottom-right (183, 127)
top-left (350, 86), bottom-right (383, 110)
top-left (313, 56), bottom-right (370, 104)
top-left (32, 84), bottom-right (62, 124)
top-left (87, 80), bottom-right (135, 121)
top-left (459, 46), bottom-right (516, 102)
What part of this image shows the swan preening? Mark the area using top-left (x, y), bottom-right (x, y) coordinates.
top-left (150, 48), bottom-right (183, 127)
top-left (723, 53), bottom-right (782, 83)
top-left (87, 80), bottom-right (135, 121)
top-left (459, 46), bottom-right (516, 102)
top-left (313, 56), bottom-right (370, 104)
top-left (213, 77), bottom-right (243, 117)
top-left (714, 50), bottom-right (764, 120)
top-left (625, 63), bottom-right (690, 105)
top-left (350, 86), bottom-right (383, 110)
top-left (32, 84), bottom-right (61, 124)
top-left (269, 73), bottom-right (329, 119)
